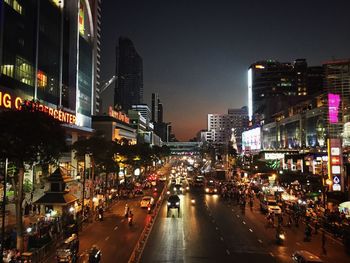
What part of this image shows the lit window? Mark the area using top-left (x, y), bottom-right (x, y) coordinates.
top-left (15, 56), bottom-right (34, 86)
top-left (37, 70), bottom-right (48, 88)
top-left (1, 65), bottom-right (14, 77)
top-left (4, 0), bottom-right (23, 14)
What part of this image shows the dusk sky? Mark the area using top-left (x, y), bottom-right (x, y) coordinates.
top-left (100, 0), bottom-right (350, 141)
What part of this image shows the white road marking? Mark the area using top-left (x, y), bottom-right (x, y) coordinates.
top-left (296, 242), bottom-right (301, 246)
top-left (220, 237), bottom-right (224, 241)
top-left (270, 252), bottom-right (274, 257)
top-left (216, 226), bottom-right (219, 230)
top-left (242, 221), bottom-right (246, 225)
top-left (121, 219), bottom-right (125, 222)
top-left (105, 236), bottom-right (110, 241)
top-left (258, 239), bottom-right (263, 243)
top-left (226, 249), bottom-right (230, 255)
top-left (236, 214), bottom-right (240, 218)
top-left (231, 209), bottom-right (234, 212)
top-left (114, 226), bottom-right (118, 230)
top-left (249, 228), bottom-right (253, 232)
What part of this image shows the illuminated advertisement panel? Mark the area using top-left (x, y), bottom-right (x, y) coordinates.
top-left (242, 127), bottom-right (261, 151)
top-left (248, 68), bottom-right (253, 121)
top-left (327, 138), bottom-right (343, 192)
top-left (328, 93), bottom-right (340, 124)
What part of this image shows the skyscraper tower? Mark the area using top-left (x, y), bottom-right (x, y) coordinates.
top-left (114, 37), bottom-right (143, 112)
top-left (157, 102), bottom-right (163, 123)
top-left (151, 93), bottom-right (159, 123)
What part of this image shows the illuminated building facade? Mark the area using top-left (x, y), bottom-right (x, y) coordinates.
top-left (248, 59), bottom-right (324, 123)
top-left (0, 0), bottom-right (100, 179)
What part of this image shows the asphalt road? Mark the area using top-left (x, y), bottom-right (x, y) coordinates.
top-left (141, 187), bottom-right (350, 263)
top-left (140, 188), bottom-right (275, 263)
top-left (45, 182), bottom-right (165, 263)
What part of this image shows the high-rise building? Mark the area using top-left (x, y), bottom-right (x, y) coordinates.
top-left (324, 59), bottom-right (350, 138)
top-left (227, 107), bottom-right (249, 150)
top-left (0, 0), bottom-right (99, 177)
top-left (114, 37), bottom-right (143, 112)
top-left (248, 59), bottom-right (323, 123)
top-left (91, 0), bottom-right (102, 115)
top-left (307, 66), bottom-right (324, 96)
top-left (158, 102), bottom-right (163, 123)
top-left (131, 104), bottom-right (151, 126)
top-left (151, 93), bottom-right (158, 123)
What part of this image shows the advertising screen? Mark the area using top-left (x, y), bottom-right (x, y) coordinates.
top-left (242, 127), bottom-right (261, 151)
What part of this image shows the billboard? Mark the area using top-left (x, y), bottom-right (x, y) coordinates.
top-left (242, 127), bottom-right (261, 151)
top-left (328, 93), bottom-right (340, 124)
top-left (327, 138), bottom-right (343, 192)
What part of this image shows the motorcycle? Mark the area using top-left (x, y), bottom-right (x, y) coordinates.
top-left (276, 230), bottom-right (285, 244)
top-left (88, 246), bottom-right (101, 263)
top-left (128, 214), bottom-right (133, 226)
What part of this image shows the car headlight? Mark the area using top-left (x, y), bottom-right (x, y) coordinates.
top-left (186, 186), bottom-right (189, 190)
top-left (167, 202), bottom-right (171, 205)
top-left (166, 191), bottom-right (170, 195)
top-left (176, 202), bottom-right (180, 206)
top-left (214, 189), bottom-right (217, 192)
top-left (173, 187), bottom-right (176, 191)
top-left (205, 188), bottom-right (209, 192)
top-left (180, 187), bottom-right (183, 191)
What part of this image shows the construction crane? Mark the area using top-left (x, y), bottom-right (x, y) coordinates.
top-left (99, 75), bottom-right (119, 94)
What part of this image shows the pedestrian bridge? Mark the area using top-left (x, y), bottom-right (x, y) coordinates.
top-left (164, 142), bottom-right (202, 155)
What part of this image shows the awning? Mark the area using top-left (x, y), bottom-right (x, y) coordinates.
top-left (35, 192), bottom-right (77, 205)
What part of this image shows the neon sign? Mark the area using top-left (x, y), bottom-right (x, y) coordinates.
top-left (0, 91), bottom-right (76, 125)
top-left (108, 106), bottom-right (130, 124)
top-left (328, 93), bottom-right (340, 123)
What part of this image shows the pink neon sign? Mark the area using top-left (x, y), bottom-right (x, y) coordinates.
top-left (328, 93), bottom-right (340, 123)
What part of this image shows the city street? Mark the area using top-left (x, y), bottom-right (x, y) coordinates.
top-left (44, 182), bottom-right (164, 263)
top-left (141, 187), bottom-right (350, 263)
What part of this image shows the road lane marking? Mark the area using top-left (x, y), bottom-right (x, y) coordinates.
top-left (105, 236), bottom-right (110, 241)
top-left (236, 214), bottom-right (240, 218)
top-left (231, 209), bottom-right (234, 212)
top-left (249, 228), bottom-right (253, 232)
top-left (270, 252), bottom-right (274, 257)
top-left (216, 227), bottom-right (219, 230)
top-left (121, 219), bottom-right (125, 222)
top-left (242, 221), bottom-right (246, 225)
top-left (226, 249), bottom-right (230, 255)
top-left (220, 237), bottom-right (224, 241)
top-left (212, 219), bottom-right (215, 223)
top-left (296, 242), bottom-right (301, 246)
top-left (258, 239), bottom-right (263, 243)
top-left (114, 226), bottom-right (118, 230)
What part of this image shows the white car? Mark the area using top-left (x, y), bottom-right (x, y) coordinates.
top-left (140, 196), bottom-right (154, 208)
top-left (267, 200), bottom-right (282, 215)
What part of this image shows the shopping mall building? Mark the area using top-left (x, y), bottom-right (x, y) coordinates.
top-left (242, 60), bottom-right (350, 200)
top-left (0, 0), bottom-right (101, 186)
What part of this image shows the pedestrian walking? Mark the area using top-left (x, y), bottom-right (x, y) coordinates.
top-left (322, 230), bottom-right (327, 255)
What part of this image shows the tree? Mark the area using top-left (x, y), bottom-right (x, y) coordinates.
top-left (0, 106), bottom-right (66, 251)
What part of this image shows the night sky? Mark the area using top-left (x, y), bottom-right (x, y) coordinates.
top-left (100, 0), bottom-right (350, 141)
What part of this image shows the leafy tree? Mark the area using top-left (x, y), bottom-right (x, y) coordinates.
top-left (0, 106), bottom-right (66, 251)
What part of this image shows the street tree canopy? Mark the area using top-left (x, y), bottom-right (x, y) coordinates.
top-left (0, 106), bottom-right (67, 252)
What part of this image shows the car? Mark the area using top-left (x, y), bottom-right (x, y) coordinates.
top-left (140, 196), bottom-right (154, 208)
top-left (159, 176), bottom-right (167, 182)
top-left (173, 184), bottom-right (183, 194)
top-left (167, 195), bottom-right (180, 211)
top-left (260, 198), bottom-right (282, 214)
top-left (292, 250), bottom-right (323, 263)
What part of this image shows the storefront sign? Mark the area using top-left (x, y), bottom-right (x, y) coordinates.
top-left (327, 138), bottom-right (343, 192)
top-left (0, 91), bottom-right (76, 124)
top-left (108, 106), bottom-right (130, 124)
top-left (264, 153), bottom-right (285, 160)
top-left (242, 127), bottom-right (261, 151)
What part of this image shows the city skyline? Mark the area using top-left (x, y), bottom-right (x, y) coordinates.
top-left (100, 0), bottom-right (350, 141)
